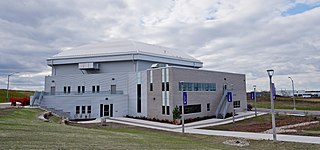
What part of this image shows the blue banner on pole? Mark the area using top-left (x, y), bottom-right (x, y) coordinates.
top-left (272, 83), bottom-right (276, 100)
top-left (250, 91), bottom-right (255, 100)
top-left (183, 92), bottom-right (187, 105)
top-left (227, 92), bottom-right (232, 102)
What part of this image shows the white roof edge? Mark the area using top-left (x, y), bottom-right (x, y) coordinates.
top-left (51, 40), bottom-right (202, 63)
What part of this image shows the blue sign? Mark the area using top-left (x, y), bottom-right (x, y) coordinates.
top-left (250, 91), bottom-right (255, 100)
top-left (227, 92), bottom-right (232, 102)
top-left (183, 92), bottom-right (187, 105)
top-left (272, 83), bottom-right (276, 100)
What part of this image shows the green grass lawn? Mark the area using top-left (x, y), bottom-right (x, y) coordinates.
top-left (1, 108), bottom-right (320, 149)
top-left (0, 89), bottom-right (34, 103)
top-left (248, 99), bottom-right (320, 111)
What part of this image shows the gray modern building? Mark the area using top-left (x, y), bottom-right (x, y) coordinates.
top-left (31, 40), bottom-right (247, 121)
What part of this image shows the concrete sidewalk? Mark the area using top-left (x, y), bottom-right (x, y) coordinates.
top-left (77, 111), bottom-right (320, 144)
top-left (257, 108), bottom-right (320, 116)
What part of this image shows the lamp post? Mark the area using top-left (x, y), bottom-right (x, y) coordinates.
top-left (6, 72), bottom-right (19, 102)
top-left (253, 85), bottom-right (257, 117)
top-left (179, 81), bottom-right (185, 134)
top-left (267, 69), bottom-right (276, 141)
top-left (288, 77), bottom-right (296, 110)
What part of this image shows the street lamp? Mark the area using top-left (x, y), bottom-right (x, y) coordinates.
top-left (179, 81), bottom-right (185, 133)
top-left (6, 72), bottom-right (19, 102)
top-left (288, 77), bottom-right (296, 110)
top-left (267, 69), bottom-right (276, 141)
top-left (253, 85), bottom-right (257, 117)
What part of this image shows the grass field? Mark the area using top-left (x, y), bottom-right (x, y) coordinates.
top-left (248, 99), bottom-right (320, 111)
top-left (1, 108), bottom-right (320, 149)
top-left (247, 93), bottom-right (320, 111)
top-left (0, 89), bottom-right (34, 103)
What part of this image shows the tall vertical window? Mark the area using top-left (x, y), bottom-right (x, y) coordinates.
top-left (150, 70), bottom-right (153, 91)
top-left (207, 103), bottom-right (210, 111)
top-left (162, 106), bottom-right (165, 114)
top-left (92, 86), bottom-right (95, 93)
top-left (137, 84), bottom-right (141, 113)
top-left (67, 86), bottom-right (71, 93)
top-left (76, 106), bottom-right (80, 114)
top-left (150, 83), bottom-right (153, 91)
top-left (166, 82), bottom-right (169, 91)
top-left (97, 85), bottom-right (100, 93)
top-left (78, 86), bottom-right (81, 93)
top-left (63, 86), bottom-right (67, 93)
top-left (166, 106), bottom-right (170, 115)
top-left (162, 82), bottom-right (165, 91)
top-left (81, 106), bottom-right (85, 114)
top-left (82, 86), bottom-right (85, 93)
top-left (87, 106), bottom-right (91, 114)
top-left (162, 91), bottom-right (165, 114)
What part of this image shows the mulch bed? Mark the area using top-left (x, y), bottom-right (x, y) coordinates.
top-left (221, 115), bottom-right (319, 132)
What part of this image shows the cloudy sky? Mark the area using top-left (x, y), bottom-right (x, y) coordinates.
top-left (0, 0), bottom-right (319, 92)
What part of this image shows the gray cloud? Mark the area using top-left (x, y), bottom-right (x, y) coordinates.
top-left (0, 0), bottom-right (319, 91)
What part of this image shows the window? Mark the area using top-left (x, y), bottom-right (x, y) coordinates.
top-left (82, 106), bottom-right (85, 114)
top-left (233, 101), bottom-right (240, 108)
top-left (97, 85), bottom-right (100, 93)
top-left (137, 84), bottom-right (141, 113)
top-left (166, 106), bottom-right (170, 115)
top-left (78, 86), bottom-right (81, 93)
top-left (64, 86), bottom-right (67, 93)
top-left (87, 106), bottom-right (91, 114)
top-left (92, 86), bottom-right (95, 93)
top-left (162, 106), bottom-right (165, 114)
top-left (207, 103), bottom-right (210, 111)
top-left (150, 83), bottom-right (153, 91)
top-left (104, 105), bottom-right (109, 116)
top-left (82, 86), bottom-right (85, 93)
top-left (76, 106), bottom-right (80, 114)
top-left (166, 82), bottom-right (169, 91)
top-left (179, 104), bottom-right (201, 114)
top-left (178, 82), bottom-right (216, 92)
top-left (67, 86), bottom-right (71, 93)
top-left (162, 82), bottom-right (165, 91)
top-left (50, 86), bottom-right (55, 95)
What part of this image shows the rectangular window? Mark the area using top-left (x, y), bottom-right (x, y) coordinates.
top-left (67, 86), bottom-right (71, 93)
top-left (207, 103), bottom-right (210, 111)
top-left (50, 86), bottom-right (55, 95)
top-left (100, 104), bottom-right (103, 117)
top-left (81, 106), bottom-right (86, 114)
top-left (233, 101), bottom-right (241, 108)
top-left (162, 106), bottom-right (165, 114)
top-left (178, 82), bottom-right (216, 92)
top-left (166, 106), bottom-right (170, 115)
top-left (63, 86), bottom-right (67, 93)
top-left (162, 82), bottom-right (165, 91)
top-left (82, 86), bottom-right (85, 93)
top-left (92, 86), bottom-right (95, 93)
top-left (76, 106), bottom-right (80, 114)
top-left (104, 105), bottom-right (109, 116)
top-left (78, 86), bottom-right (81, 93)
top-left (166, 82), bottom-right (169, 91)
top-left (87, 106), bottom-right (91, 114)
top-left (150, 83), bottom-right (153, 91)
top-left (137, 84), bottom-right (141, 113)
top-left (179, 104), bottom-right (201, 114)
top-left (97, 85), bottom-right (100, 93)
